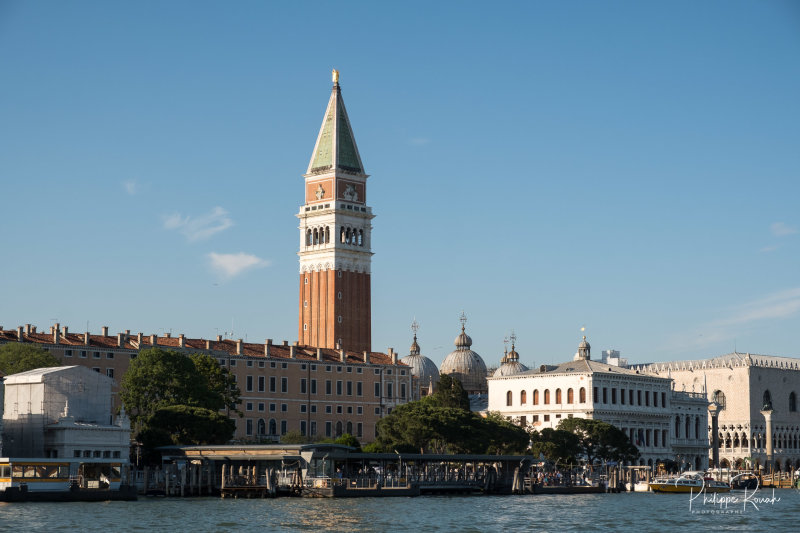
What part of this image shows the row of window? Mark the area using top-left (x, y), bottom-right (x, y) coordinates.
top-left (64, 350), bottom-right (115, 359)
top-left (243, 401), bottom-right (367, 416)
top-left (241, 376), bottom-right (407, 399)
top-left (219, 360), bottom-right (405, 377)
top-left (304, 226), bottom-right (366, 247)
top-left (506, 388), bottom-right (586, 406)
top-left (244, 418), bottom-right (364, 439)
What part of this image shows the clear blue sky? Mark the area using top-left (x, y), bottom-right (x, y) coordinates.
top-left (1, 1), bottom-right (799, 368)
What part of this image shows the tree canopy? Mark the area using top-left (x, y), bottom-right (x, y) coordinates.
top-left (0, 343), bottom-right (60, 375)
top-left (372, 376), bottom-right (528, 454)
top-left (530, 427), bottom-right (581, 465)
top-left (556, 418), bottom-right (639, 464)
top-left (120, 348), bottom-right (239, 427)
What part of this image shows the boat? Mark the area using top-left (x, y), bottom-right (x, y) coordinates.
top-left (648, 471), bottom-right (730, 494)
top-left (0, 457), bottom-right (138, 502)
top-left (729, 472), bottom-right (759, 491)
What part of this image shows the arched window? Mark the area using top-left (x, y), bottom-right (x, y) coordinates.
top-left (520, 390), bottom-right (527, 404)
top-left (269, 419), bottom-right (277, 435)
top-left (567, 388), bottom-right (574, 404)
top-left (712, 390), bottom-right (726, 410)
top-left (306, 229), bottom-right (312, 246)
top-left (358, 229), bottom-right (363, 246)
top-left (336, 421), bottom-right (343, 437)
top-left (340, 226), bottom-right (346, 243)
top-left (544, 389), bottom-right (550, 404)
top-left (675, 416), bottom-right (681, 439)
top-left (346, 421), bottom-right (353, 435)
top-left (345, 228), bottom-right (352, 244)
top-left (257, 419), bottom-right (266, 435)
top-left (533, 390), bottom-right (539, 405)
top-left (325, 226), bottom-right (330, 243)
top-left (506, 391), bottom-right (513, 406)
top-left (763, 390), bottom-right (773, 410)
top-left (790, 392), bottom-right (797, 412)
top-left (685, 416), bottom-right (691, 439)
top-left (579, 387), bottom-right (586, 403)
top-left (555, 389), bottom-right (562, 404)
top-left (695, 416), bottom-right (700, 441)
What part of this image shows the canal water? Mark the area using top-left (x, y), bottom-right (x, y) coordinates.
top-left (2, 490), bottom-right (799, 532)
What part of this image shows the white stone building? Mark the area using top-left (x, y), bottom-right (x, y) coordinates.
top-left (2, 366), bottom-right (130, 459)
top-left (635, 352), bottom-right (800, 471)
top-left (488, 337), bottom-right (710, 468)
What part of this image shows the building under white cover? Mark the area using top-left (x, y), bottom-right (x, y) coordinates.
top-left (2, 366), bottom-right (130, 460)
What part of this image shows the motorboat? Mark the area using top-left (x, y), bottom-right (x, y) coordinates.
top-left (648, 471), bottom-right (730, 493)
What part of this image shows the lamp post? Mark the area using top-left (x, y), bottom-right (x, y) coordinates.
top-left (708, 401), bottom-right (721, 473)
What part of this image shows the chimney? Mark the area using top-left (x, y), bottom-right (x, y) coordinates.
top-left (363, 350), bottom-right (370, 364)
top-left (340, 349), bottom-right (346, 363)
top-left (150, 334), bottom-right (157, 346)
top-left (137, 332), bottom-right (143, 345)
top-left (25, 324), bottom-right (31, 334)
top-left (282, 340), bottom-right (288, 346)
top-left (31, 326), bottom-right (36, 333)
top-left (101, 326), bottom-right (109, 337)
top-left (178, 334), bottom-right (185, 348)
top-left (290, 346), bottom-right (296, 359)
top-left (117, 332), bottom-right (126, 347)
top-left (389, 348), bottom-right (397, 365)
top-left (293, 341), bottom-right (300, 346)
top-left (216, 335), bottom-right (222, 342)
top-left (63, 326), bottom-right (68, 337)
top-left (84, 332), bottom-right (90, 345)
top-left (50, 326), bottom-right (55, 334)
top-left (125, 329), bottom-right (130, 335)
top-left (205, 340), bottom-right (211, 350)
top-left (316, 348), bottom-right (323, 361)
top-left (53, 323), bottom-right (60, 344)
top-left (17, 326), bottom-right (23, 341)
top-left (266, 338), bottom-right (273, 345)
top-left (264, 342), bottom-right (270, 357)
top-left (236, 339), bottom-right (243, 355)
top-left (164, 332), bottom-right (171, 338)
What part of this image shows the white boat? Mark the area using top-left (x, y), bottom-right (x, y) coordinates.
top-left (649, 471), bottom-right (730, 494)
top-left (0, 457), bottom-right (137, 501)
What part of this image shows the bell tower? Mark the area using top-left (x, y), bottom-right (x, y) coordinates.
top-left (297, 71), bottom-right (374, 353)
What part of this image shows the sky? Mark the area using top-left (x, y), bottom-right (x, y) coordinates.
top-left (1, 1), bottom-right (799, 369)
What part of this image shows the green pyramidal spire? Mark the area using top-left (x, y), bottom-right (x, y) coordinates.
top-left (307, 73), bottom-right (365, 175)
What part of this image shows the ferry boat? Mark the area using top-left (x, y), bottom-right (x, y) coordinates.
top-left (0, 457), bottom-right (137, 502)
top-left (648, 471), bottom-right (730, 494)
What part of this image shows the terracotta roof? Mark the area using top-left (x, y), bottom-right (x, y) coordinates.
top-left (0, 327), bottom-right (403, 367)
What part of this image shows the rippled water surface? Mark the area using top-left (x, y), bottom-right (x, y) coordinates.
top-left (2, 490), bottom-right (799, 532)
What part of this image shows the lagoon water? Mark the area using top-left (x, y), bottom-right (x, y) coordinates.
top-left (2, 490), bottom-right (799, 532)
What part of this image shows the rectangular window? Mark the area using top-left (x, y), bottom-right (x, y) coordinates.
top-left (654, 391), bottom-right (658, 407)
top-left (325, 422), bottom-right (332, 437)
top-left (270, 377), bottom-right (276, 392)
top-left (301, 378), bottom-right (307, 394)
top-left (375, 383), bottom-right (381, 397)
top-left (337, 366), bottom-right (342, 373)
top-left (311, 364), bottom-right (316, 371)
top-left (357, 406), bottom-right (363, 415)
top-left (387, 369), bottom-right (392, 375)
top-left (311, 379), bottom-right (317, 394)
top-left (326, 380), bottom-right (332, 395)
top-left (533, 415), bottom-right (539, 422)
top-left (106, 352), bottom-right (114, 359)
top-left (336, 405), bottom-right (343, 414)
top-left (346, 367), bottom-right (352, 373)
top-left (374, 369), bottom-right (380, 375)
top-left (593, 387), bottom-right (598, 403)
top-left (281, 403), bottom-right (287, 412)
top-left (301, 364), bottom-right (307, 370)
top-left (336, 380), bottom-right (343, 395)
top-left (602, 387), bottom-right (608, 403)
top-left (544, 414), bottom-right (550, 421)
top-left (357, 368), bottom-right (362, 374)
top-left (281, 420), bottom-right (287, 435)
top-left (92, 367), bottom-right (101, 373)
top-left (621, 389), bottom-right (626, 405)
top-left (310, 421), bottom-right (317, 436)
top-left (611, 388), bottom-right (616, 404)
top-left (375, 407), bottom-right (380, 415)
top-left (247, 360), bottom-right (253, 367)
top-left (259, 361), bottom-right (265, 368)
top-left (230, 360), bottom-right (236, 366)
top-left (65, 350), bottom-right (73, 357)
top-left (258, 403), bottom-right (265, 412)
top-left (357, 423), bottom-right (362, 437)
top-left (645, 391), bottom-right (650, 406)
top-left (300, 404), bottom-right (307, 413)
top-left (281, 362), bottom-right (287, 369)
top-left (662, 392), bottom-right (666, 407)
top-left (106, 368), bottom-right (114, 379)
top-left (357, 382), bottom-right (363, 396)
top-left (246, 419), bottom-right (253, 436)
top-left (326, 405), bottom-right (332, 414)
top-left (246, 376), bottom-right (253, 392)
top-left (326, 365), bottom-right (332, 372)
top-left (80, 351), bottom-right (87, 358)
top-left (269, 403), bottom-right (276, 412)
top-left (270, 362), bottom-right (276, 368)
top-left (281, 377), bottom-right (288, 393)
top-left (387, 382), bottom-right (393, 398)
top-left (300, 421), bottom-right (307, 436)
top-left (637, 390), bottom-right (642, 406)
top-left (401, 383), bottom-right (406, 399)
top-left (246, 402), bottom-right (253, 411)
top-left (93, 352), bottom-right (100, 359)
top-left (258, 376), bottom-right (265, 392)
top-left (346, 381), bottom-right (352, 396)
top-left (630, 389), bottom-right (635, 405)
top-left (311, 405), bottom-right (317, 413)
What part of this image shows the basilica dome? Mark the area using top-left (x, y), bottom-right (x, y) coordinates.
top-left (400, 333), bottom-right (439, 393)
top-left (493, 344), bottom-right (529, 377)
top-left (440, 321), bottom-right (487, 394)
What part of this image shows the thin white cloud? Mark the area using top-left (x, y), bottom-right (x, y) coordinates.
top-left (759, 245), bottom-right (779, 253)
top-left (409, 137), bottom-right (431, 146)
top-left (164, 207), bottom-right (233, 242)
top-left (708, 288), bottom-right (800, 328)
top-left (770, 222), bottom-right (798, 237)
top-left (123, 180), bottom-right (138, 195)
top-left (208, 252), bottom-right (269, 279)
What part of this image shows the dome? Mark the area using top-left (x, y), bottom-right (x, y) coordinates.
top-left (493, 342), bottom-right (528, 377)
top-left (441, 324), bottom-right (487, 394)
top-left (574, 335), bottom-right (591, 361)
top-left (400, 333), bottom-right (439, 389)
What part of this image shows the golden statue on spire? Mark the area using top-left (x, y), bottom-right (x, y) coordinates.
top-left (332, 69), bottom-right (339, 84)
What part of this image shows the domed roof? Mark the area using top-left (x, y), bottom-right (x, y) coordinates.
top-left (400, 333), bottom-right (439, 388)
top-left (493, 342), bottom-right (528, 377)
top-left (574, 335), bottom-right (591, 361)
top-left (441, 320), bottom-right (487, 394)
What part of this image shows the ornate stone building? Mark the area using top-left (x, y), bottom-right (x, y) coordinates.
top-left (635, 352), bottom-right (800, 471)
top-left (488, 336), bottom-right (710, 468)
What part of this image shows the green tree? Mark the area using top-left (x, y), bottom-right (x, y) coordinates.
top-left (335, 433), bottom-right (362, 451)
top-left (557, 418), bottom-right (639, 464)
top-left (427, 374), bottom-right (470, 410)
top-left (120, 348), bottom-right (240, 427)
top-left (0, 343), bottom-right (60, 375)
top-left (281, 430), bottom-right (311, 444)
top-left (530, 428), bottom-right (581, 465)
top-left (147, 405), bottom-right (235, 445)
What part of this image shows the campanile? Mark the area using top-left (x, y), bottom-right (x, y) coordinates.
top-left (297, 70), bottom-right (373, 353)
